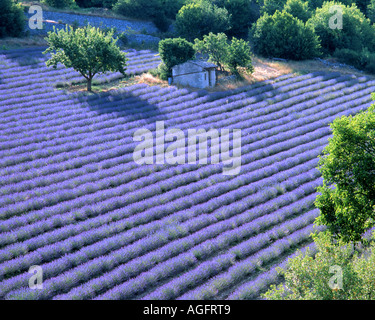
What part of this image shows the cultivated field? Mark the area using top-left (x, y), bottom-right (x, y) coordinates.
top-left (0, 47), bottom-right (374, 299)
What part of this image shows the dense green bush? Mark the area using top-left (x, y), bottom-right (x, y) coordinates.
top-left (161, 0), bottom-right (188, 19)
top-left (152, 13), bottom-right (170, 32)
top-left (175, 0), bottom-right (231, 41)
top-left (226, 37), bottom-right (254, 75)
top-left (261, 0), bottom-right (288, 15)
top-left (307, 2), bottom-right (375, 54)
top-left (315, 95), bottom-right (375, 242)
top-left (251, 10), bottom-right (321, 60)
top-left (367, 0), bottom-right (375, 22)
top-left (75, 0), bottom-right (117, 8)
top-left (263, 231), bottom-right (375, 300)
top-left (42, 0), bottom-right (75, 8)
top-left (0, 0), bottom-right (25, 38)
top-left (283, 0), bottom-right (312, 22)
top-left (114, 0), bottom-right (162, 20)
top-left (158, 37), bottom-right (195, 78)
top-left (212, 0), bottom-right (260, 36)
top-left (333, 47), bottom-right (375, 73)
top-left (194, 32), bottom-right (229, 71)
top-left (114, 0), bottom-right (186, 22)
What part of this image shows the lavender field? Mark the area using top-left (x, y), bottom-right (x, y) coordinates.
top-left (0, 47), bottom-right (374, 300)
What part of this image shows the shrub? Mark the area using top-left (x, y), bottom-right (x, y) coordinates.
top-left (75, 0), bottom-right (117, 8)
top-left (158, 37), bottom-right (195, 77)
top-left (333, 48), bottom-right (368, 69)
top-left (315, 94), bottom-right (375, 242)
top-left (226, 37), bottom-right (254, 75)
top-left (261, 0), bottom-right (288, 15)
top-left (194, 32), bottom-right (229, 71)
top-left (263, 231), bottom-right (375, 300)
top-left (306, 2), bottom-right (375, 55)
top-left (0, 0), bottom-right (25, 38)
top-left (42, 0), bottom-right (75, 8)
top-left (155, 62), bottom-right (170, 80)
top-left (251, 10), bottom-right (321, 60)
top-left (161, 0), bottom-right (187, 19)
top-left (175, 0), bottom-right (231, 41)
top-left (283, 0), bottom-right (312, 22)
top-left (153, 13), bottom-right (170, 33)
top-left (114, 0), bottom-right (162, 20)
top-left (212, 0), bottom-right (261, 36)
top-left (367, 0), bottom-right (375, 22)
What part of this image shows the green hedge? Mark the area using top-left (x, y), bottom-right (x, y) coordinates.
top-left (0, 0), bottom-right (25, 38)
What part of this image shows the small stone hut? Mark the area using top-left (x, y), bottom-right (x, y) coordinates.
top-left (171, 60), bottom-right (217, 89)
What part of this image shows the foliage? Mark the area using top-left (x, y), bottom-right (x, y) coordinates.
top-left (251, 10), bottom-right (321, 60)
top-left (283, 0), bottom-right (312, 22)
top-left (194, 32), bottom-right (229, 71)
top-left (152, 62), bottom-right (170, 80)
top-left (113, 0), bottom-right (186, 21)
top-left (226, 37), bottom-right (254, 75)
top-left (43, 24), bottom-right (128, 91)
top-left (306, 2), bottom-right (375, 55)
top-left (161, 0), bottom-right (188, 19)
top-left (74, 0), bottom-right (117, 8)
top-left (0, 0), bottom-right (25, 38)
top-left (261, 0), bottom-right (288, 15)
top-left (152, 13), bottom-right (170, 33)
top-left (42, 0), bottom-right (76, 8)
top-left (114, 0), bottom-right (163, 20)
top-left (367, 0), bottom-right (375, 22)
top-left (334, 47), bottom-right (375, 73)
top-left (158, 37), bottom-right (195, 77)
top-left (212, 0), bottom-right (260, 36)
top-left (315, 98), bottom-right (375, 243)
top-left (175, 0), bottom-right (231, 41)
top-left (263, 231), bottom-right (375, 300)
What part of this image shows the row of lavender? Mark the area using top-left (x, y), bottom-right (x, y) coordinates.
top-left (1, 48), bottom-right (374, 299)
top-left (0, 48), bottom-right (161, 93)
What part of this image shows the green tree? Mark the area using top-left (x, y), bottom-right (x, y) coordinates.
top-left (251, 10), bottom-right (321, 60)
top-left (114, 0), bottom-right (174, 32)
top-left (0, 0), bottom-right (25, 38)
top-left (226, 37), bottom-right (254, 75)
top-left (75, 0), bottom-right (117, 8)
top-left (175, 0), bottom-right (231, 41)
top-left (306, 2), bottom-right (375, 55)
top-left (158, 37), bottom-right (195, 79)
top-left (315, 97), bottom-right (375, 243)
top-left (194, 32), bottom-right (229, 71)
top-left (261, 0), bottom-right (288, 15)
top-left (44, 25), bottom-right (128, 91)
top-left (114, 0), bottom-right (162, 19)
top-left (283, 0), bottom-right (312, 22)
top-left (367, 0), bottom-right (375, 22)
top-left (161, 0), bottom-right (188, 19)
top-left (263, 231), bottom-right (375, 300)
top-left (42, 0), bottom-right (76, 8)
top-left (212, 0), bottom-right (260, 36)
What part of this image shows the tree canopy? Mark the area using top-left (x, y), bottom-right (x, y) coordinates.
top-left (43, 24), bottom-right (128, 91)
top-left (315, 96), bottom-right (375, 242)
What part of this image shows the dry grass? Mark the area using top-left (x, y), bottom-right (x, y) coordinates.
top-left (212, 54), bottom-right (375, 92)
top-left (59, 72), bottom-right (168, 94)
top-left (136, 73), bottom-right (168, 86)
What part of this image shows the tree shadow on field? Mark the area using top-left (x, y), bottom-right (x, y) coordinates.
top-left (0, 47), bottom-right (48, 69)
top-left (75, 86), bottom-right (167, 125)
top-left (205, 71), bottom-right (345, 107)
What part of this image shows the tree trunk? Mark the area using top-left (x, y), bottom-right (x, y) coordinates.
top-left (87, 78), bottom-right (92, 92)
